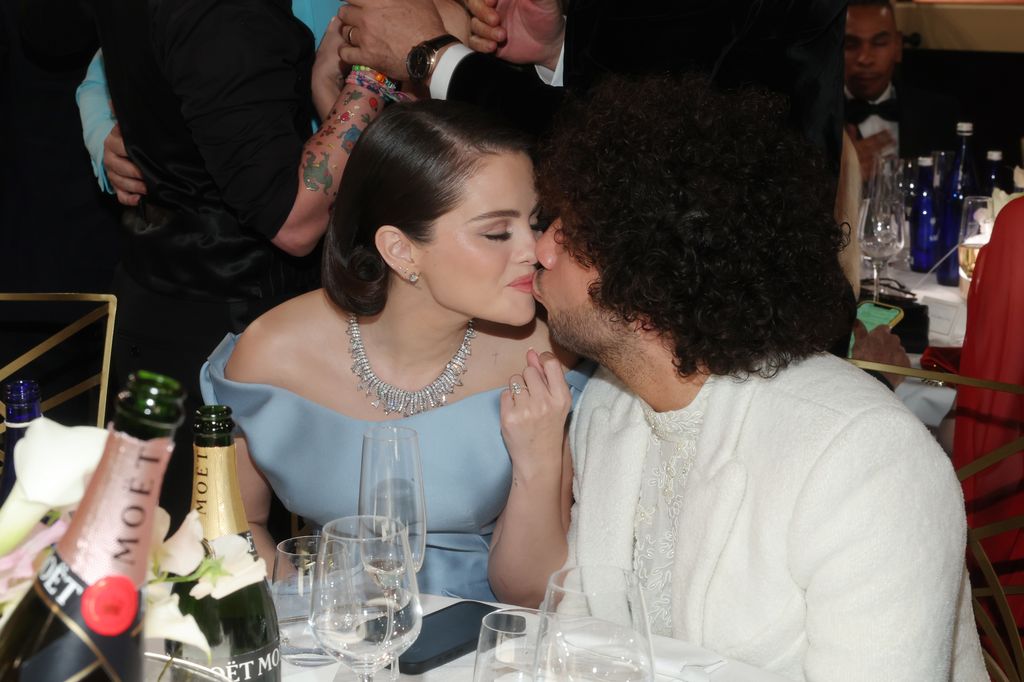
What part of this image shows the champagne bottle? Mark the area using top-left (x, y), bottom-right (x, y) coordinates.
top-left (0, 370), bottom-right (184, 682)
top-left (0, 379), bottom-right (43, 505)
top-left (167, 405), bottom-right (281, 681)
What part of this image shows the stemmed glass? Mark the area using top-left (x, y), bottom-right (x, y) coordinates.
top-left (533, 565), bottom-right (654, 681)
top-left (309, 515), bottom-right (423, 682)
top-left (958, 196), bottom-right (994, 287)
top-left (359, 425), bottom-right (427, 572)
top-left (860, 196), bottom-right (907, 302)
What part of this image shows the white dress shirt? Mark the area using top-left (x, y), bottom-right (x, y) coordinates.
top-left (847, 83), bottom-right (899, 157)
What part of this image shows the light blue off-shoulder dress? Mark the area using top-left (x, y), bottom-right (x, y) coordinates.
top-left (200, 333), bottom-right (594, 602)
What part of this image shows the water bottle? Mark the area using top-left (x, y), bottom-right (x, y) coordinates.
top-left (909, 156), bottom-right (938, 272)
top-left (980, 150), bottom-right (1008, 196)
top-left (937, 123), bottom-right (977, 286)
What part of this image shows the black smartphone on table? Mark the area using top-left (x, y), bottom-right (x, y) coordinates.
top-left (397, 600), bottom-right (499, 675)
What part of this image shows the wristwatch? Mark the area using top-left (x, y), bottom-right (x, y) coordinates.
top-left (406, 34), bottom-right (459, 82)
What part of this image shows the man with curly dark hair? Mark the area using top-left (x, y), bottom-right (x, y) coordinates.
top-left (490, 74), bottom-right (985, 679)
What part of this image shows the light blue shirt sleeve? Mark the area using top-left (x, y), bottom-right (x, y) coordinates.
top-left (76, 49), bottom-right (116, 194)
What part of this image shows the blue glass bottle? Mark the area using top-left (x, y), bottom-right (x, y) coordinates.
top-left (0, 379), bottom-right (42, 504)
top-left (938, 123), bottom-right (977, 286)
top-left (909, 156), bottom-right (938, 272)
top-left (980, 150), bottom-right (1008, 196)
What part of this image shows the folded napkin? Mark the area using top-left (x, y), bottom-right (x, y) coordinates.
top-left (653, 634), bottom-right (726, 682)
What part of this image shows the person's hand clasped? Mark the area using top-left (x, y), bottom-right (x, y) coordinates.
top-left (337, 0), bottom-right (448, 81)
top-left (466, 0), bottom-right (564, 69)
top-left (852, 320), bottom-right (910, 388)
top-left (500, 349), bottom-right (572, 480)
top-left (104, 123), bottom-right (146, 206)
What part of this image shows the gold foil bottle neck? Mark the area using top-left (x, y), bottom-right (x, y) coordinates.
top-left (191, 443), bottom-right (249, 540)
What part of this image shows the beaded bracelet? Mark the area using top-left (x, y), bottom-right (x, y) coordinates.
top-left (345, 66), bottom-right (412, 104)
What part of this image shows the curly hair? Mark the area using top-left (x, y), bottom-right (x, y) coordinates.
top-left (323, 100), bottom-right (531, 316)
top-left (537, 73), bottom-right (855, 378)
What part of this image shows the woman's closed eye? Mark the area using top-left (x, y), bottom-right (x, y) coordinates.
top-left (485, 231), bottom-right (513, 242)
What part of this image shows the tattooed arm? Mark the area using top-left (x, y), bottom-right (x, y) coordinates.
top-left (273, 82), bottom-right (383, 256)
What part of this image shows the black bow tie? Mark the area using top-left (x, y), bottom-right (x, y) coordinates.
top-left (846, 98), bottom-right (899, 125)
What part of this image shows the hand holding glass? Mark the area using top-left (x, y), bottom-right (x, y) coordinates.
top-left (359, 425), bottom-right (427, 572)
top-left (310, 516), bottom-right (422, 682)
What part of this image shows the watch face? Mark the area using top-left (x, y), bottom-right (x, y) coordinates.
top-left (407, 47), bottom-right (430, 81)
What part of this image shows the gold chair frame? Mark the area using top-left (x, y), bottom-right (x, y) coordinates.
top-left (0, 293), bottom-right (117, 429)
top-left (851, 359), bottom-right (1024, 681)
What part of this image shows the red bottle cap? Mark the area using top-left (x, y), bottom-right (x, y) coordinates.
top-left (81, 575), bottom-right (139, 637)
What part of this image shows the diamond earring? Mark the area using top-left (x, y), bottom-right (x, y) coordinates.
top-left (408, 272), bottom-right (419, 284)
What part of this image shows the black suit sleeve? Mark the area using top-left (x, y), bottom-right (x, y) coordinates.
top-left (447, 53), bottom-right (565, 138)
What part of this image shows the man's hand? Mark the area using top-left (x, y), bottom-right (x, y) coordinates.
top-left (103, 123), bottom-right (146, 206)
top-left (467, 0), bottom-right (564, 69)
top-left (852, 320), bottom-right (910, 388)
top-left (337, 0), bottom-right (447, 81)
top-left (845, 124), bottom-right (894, 182)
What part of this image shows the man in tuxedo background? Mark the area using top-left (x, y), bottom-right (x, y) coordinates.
top-left (844, 0), bottom-right (959, 178)
top-left (338, 0), bottom-right (848, 169)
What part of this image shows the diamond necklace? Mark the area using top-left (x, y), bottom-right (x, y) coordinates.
top-left (347, 315), bottom-right (475, 417)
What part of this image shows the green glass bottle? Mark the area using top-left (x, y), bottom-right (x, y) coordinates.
top-left (0, 370), bottom-right (184, 682)
top-left (167, 405), bottom-right (281, 681)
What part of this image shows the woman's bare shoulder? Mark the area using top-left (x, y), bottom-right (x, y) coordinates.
top-left (226, 290), bottom-right (342, 386)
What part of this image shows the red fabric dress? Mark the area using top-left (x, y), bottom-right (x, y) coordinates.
top-left (954, 196), bottom-right (1024, 622)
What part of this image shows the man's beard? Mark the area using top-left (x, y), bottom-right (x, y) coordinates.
top-left (545, 301), bottom-right (632, 367)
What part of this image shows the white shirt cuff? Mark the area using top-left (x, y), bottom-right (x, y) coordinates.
top-left (534, 41), bottom-right (566, 87)
top-left (430, 42), bottom-right (474, 100)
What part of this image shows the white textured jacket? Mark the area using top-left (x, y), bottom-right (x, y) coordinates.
top-left (567, 354), bottom-right (986, 681)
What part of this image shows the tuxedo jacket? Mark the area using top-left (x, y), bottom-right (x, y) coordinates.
top-left (448, 0), bottom-right (847, 167)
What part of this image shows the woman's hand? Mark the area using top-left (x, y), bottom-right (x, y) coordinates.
top-left (103, 123), bottom-right (147, 206)
top-left (500, 348), bottom-right (571, 481)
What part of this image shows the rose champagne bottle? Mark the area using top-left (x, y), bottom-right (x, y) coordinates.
top-left (0, 370), bottom-right (184, 681)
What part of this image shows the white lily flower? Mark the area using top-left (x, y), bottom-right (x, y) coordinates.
top-left (151, 509), bottom-right (205, 578)
top-left (189, 534), bottom-right (266, 600)
top-left (145, 588), bottom-right (211, 657)
top-left (0, 418), bottom-right (106, 555)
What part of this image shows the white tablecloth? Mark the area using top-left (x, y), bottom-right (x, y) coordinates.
top-left (281, 595), bottom-right (788, 682)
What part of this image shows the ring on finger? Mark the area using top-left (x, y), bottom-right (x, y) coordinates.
top-left (510, 381), bottom-right (523, 396)
top-left (345, 25), bottom-right (356, 45)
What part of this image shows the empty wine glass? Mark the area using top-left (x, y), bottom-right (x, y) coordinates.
top-left (310, 515), bottom-right (422, 682)
top-left (271, 535), bottom-right (334, 667)
top-left (860, 196), bottom-right (906, 302)
top-left (359, 425), bottom-right (427, 572)
top-left (473, 608), bottom-right (541, 682)
top-left (534, 566), bottom-right (654, 682)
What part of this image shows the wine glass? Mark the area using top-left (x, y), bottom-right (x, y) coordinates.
top-left (358, 425), bottom-right (427, 572)
top-left (534, 565), bottom-right (654, 682)
top-left (860, 196), bottom-right (906, 302)
top-left (473, 608), bottom-right (541, 682)
top-left (958, 195), bottom-right (994, 289)
top-left (310, 515), bottom-right (422, 682)
top-left (270, 535), bottom-right (334, 667)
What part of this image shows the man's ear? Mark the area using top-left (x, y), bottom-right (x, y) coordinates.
top-left (375, 225), bottom-right (416, 277)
